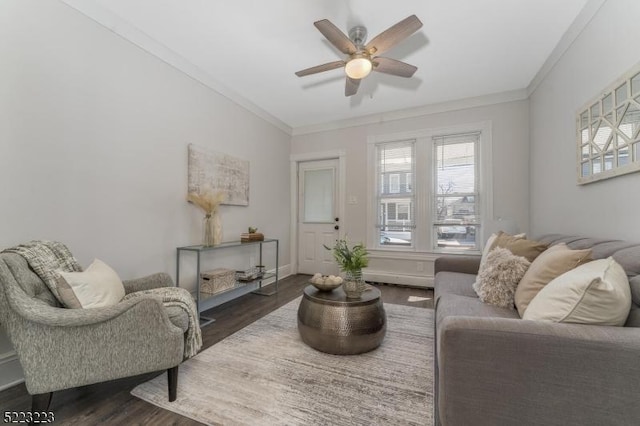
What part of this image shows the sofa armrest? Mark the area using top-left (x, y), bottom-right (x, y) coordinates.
top-left (122, 272), bottom-right (174, 294)
top-left (434, 255), bottom-right (481, 275)
top-left (438, 316), bottom-right (640, 426)
top-left (5, 278), bottom-right (170, 327)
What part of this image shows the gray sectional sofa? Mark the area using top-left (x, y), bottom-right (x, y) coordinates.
top-left (433, 234), bottom-right (640, 426)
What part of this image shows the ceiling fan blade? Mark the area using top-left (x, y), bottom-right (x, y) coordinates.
top-left (345, 77), bottom-right (361, 97)
top-left (372, 57), bottom-right (418, 78)
top-left (295, 60), bottom-right (345, 77)
top-left (365, 15), bottom-right (423, 56)
top-left (314, 19), bottom-right (357, 55)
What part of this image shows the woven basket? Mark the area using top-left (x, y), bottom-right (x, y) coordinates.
top-left (200, 268), bottom-right (236, 295)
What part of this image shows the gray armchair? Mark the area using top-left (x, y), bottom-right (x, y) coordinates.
top-left (0, 252), bottom-right (189, 411)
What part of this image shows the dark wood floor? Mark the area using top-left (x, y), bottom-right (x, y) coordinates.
top-left (0, 275), bottom-right (433, 425)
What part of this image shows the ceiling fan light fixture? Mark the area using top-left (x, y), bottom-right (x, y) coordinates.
top-left (345, 56), bottom-right (372, 80)
top-left (296, 15), bottom-right (423, 96)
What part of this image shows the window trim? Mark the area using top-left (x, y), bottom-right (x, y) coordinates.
top-left (374, 140), bottom-right (416, 249)
top-left (366, 122), bottom-right (492, 253)
top-left (432, 132), bottom-right (481, 251)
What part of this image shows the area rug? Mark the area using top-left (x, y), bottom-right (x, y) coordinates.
top-left (132, 299), bottom-right (433, 425)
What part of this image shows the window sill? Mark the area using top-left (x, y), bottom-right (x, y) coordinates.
top-left (367, 248), bottom-right (481, 261)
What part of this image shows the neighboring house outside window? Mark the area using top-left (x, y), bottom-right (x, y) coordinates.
top-left (433, 133), bottom-right (480, 251)
top-left (375, 141), bottom-right (415, 247)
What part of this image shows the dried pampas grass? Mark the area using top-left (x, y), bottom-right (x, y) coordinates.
top-left (187, 190), bottom-right (225, 215)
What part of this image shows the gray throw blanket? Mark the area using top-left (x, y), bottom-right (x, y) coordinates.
top-left (3, 240), bottom-right (202, 358)
top-left (124, 287), bottom-right (202, 358)
top-left (2, 240), bottom-right (83, 300)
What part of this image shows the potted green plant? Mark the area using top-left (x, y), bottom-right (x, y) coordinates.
top-left (324, 238), bottom-right (369, 299)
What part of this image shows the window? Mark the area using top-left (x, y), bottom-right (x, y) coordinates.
top-left (389, 174), bottom-right (400, 193)
top-left (367, 123), bottom-right (490, 253)
top-left (376, 141), bottom-right (415, 247)
top-left (433, 133), bottom-right (480, 251)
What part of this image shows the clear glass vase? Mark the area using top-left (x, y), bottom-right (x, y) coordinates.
top-left (343, 269), bottom-right (366, 299)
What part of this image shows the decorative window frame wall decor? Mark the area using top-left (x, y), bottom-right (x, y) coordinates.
top-left (577, 63), bottom-right (640, 184)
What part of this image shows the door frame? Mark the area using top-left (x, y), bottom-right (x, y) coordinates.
top-left (290, 150), bottom-right (346, 275)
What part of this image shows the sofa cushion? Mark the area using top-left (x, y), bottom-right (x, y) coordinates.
top-left (537, 234), bottom-right (584, 246)
top-left (612, 244), bottom-right (640, 278)
top-left (473, 247), bottom-right (530, 309)
top-left (515, 243), bottom-right (592, 316)
top-left (436, 293), bottom-right (520, 337)
top-left (434, 272), bottom-right (478, 301)
top-left (523, 258), bottom-right (631, 326)
top-left (56, 259), bottom-right (125, 309)
top-left (582, 241), bottom-right (637, 260)
top-left (539, 235), bottom-right (635, 259)
top-left (625, 276), bottom-right (640, 327)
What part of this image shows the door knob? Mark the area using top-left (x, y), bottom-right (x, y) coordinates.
top-left (334, 225), bottom-right (339, 230)
top-left (335, 217), bottom-right (339, 222)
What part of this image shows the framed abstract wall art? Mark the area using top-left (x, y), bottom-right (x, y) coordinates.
top-left (188, 143), bottom-right (249, 205)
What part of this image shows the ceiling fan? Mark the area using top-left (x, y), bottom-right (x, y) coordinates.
top-left (295, 15), bottom-right (423, 97)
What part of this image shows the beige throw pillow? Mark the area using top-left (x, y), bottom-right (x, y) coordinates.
top-left (515, 243), bottom-right (592, 316)
top-left (491, 232), bottom-right (548, 262)
top-left (523, 257), bottom-right (631, 326)
top-left (478, 232), bottom-right (526, 274)
top-left (56, 259), bottom-right (125, 309)
top-left (473, 247), bottom-right (531, 309)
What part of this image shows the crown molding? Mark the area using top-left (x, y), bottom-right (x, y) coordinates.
top-left (59, 0), bottom-right (293, 136)
top-left (526, 0), bottom-right (607, 97)
top-left (59, 0), bottom-right (602, 139)
top-left (291, 89), bottom-right (527, 136)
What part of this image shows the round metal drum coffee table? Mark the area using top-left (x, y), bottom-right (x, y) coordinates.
top-left (297, 284), bottom-right (386, 355)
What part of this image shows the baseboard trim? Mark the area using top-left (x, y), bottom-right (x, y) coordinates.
top-left (263, 264), bottom-right (291, 286)
top-left (364, 271), bottom-right (434, 288)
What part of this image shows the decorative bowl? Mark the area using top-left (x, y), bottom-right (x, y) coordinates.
top-left (309, 280), bottom-right (342, 292)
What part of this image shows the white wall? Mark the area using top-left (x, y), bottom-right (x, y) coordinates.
top-left (0, 0), bottom-right (290, 389)
top-left (291, 99), bottom-right (530, 285)
top-left (529, 0), bottom-right (640, 239)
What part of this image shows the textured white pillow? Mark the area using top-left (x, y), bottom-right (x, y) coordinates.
top-left (473, 247), bottom-right (531, 309)
top-left (56, 259), bottom-right (125, 309)
top-left (523, 257), bottom-right (631, 326)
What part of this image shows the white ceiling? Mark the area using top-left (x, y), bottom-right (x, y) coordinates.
top-left (64, 0), bottom-right (589, 132)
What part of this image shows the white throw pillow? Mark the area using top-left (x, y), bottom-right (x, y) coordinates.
top-left (56, 259), bottom-right (125, 309)
top-left (515, 243), bottom-right (592, 317)
top-left (523, 257), bottom-right (631, 326)
top-left (473, 247), bottom-right (531, 309)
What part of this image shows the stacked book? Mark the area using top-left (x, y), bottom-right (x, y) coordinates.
top-left (241, 232), bottom-right (264, 242)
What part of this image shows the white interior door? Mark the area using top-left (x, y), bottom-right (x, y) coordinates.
top-left (297, 159), bottom-right (340, 275)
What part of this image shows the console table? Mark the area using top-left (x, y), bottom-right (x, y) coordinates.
top-left (176, 238), bottom-right (279, 326)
